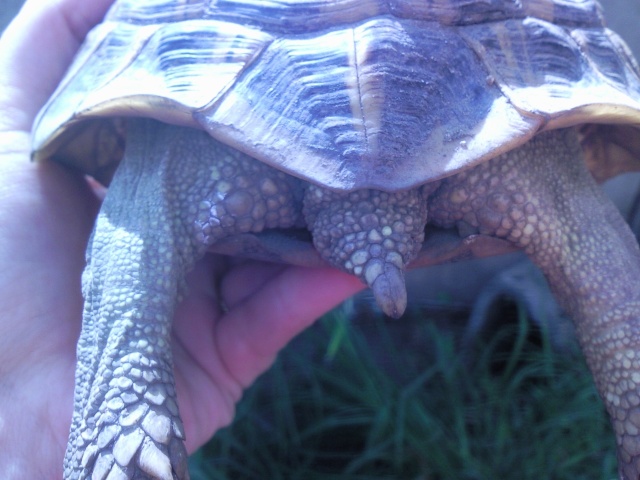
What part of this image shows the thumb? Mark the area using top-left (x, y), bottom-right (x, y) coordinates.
top-left (0, 0), bottom-right (113, 132)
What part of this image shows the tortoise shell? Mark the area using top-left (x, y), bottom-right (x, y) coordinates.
top-left (32, 0), bottom-right (640, 191)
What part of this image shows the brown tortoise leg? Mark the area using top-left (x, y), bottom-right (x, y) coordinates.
top-left (429, 127), bottom-right (640, 480)
top-left (64, 119), bottom-right (301, 480)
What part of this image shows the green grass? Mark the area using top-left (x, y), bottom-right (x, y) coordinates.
top-left (188, 303), bottom-right (617, 480)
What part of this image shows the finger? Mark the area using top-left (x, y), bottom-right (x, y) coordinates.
top-left (220, 260), bottom-right (287, 309)
top-left (0, 0), bottom-right (114, 131)
top-left (215, 266), bottom-right (364, 388)
top-left (172, 256), bottom-right (226, 365)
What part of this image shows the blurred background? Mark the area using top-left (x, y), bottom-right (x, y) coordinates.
top-left (1, 0), bottom-right (22, 31)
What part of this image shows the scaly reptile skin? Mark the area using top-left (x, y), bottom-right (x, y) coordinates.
top-left (65, 119), bottom-right (640, 480)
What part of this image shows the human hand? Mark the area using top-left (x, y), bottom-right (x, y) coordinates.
top-left (0, 1), bottom-right (364, 478)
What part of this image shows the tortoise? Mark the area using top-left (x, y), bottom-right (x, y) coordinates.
top-left (31, 0), bottom-right (640, 478)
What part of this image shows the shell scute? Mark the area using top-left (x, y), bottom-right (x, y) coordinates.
top-left (33, 16), bottom-right (272, 169)
top-left (101, 0), bottom-right (523, 29)
top-left (197, 17), bottom-right (533, 189)
top-left (460, 17), bottom-right (640, 127)
top-left (575, 29), bottom-right (640, 92)
top-left (32, 0), bottom-right (640, 190)
top-left (109, 0), bottom-right (208, 25)
top-left (522, 0), bottom-right (603, 27)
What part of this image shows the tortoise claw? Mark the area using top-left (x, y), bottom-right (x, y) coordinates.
top-left (367, 260), bottom-right (407, 318)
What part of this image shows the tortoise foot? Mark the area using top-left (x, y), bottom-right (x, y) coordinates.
top-left (65, 346), bottom-right (189, 480)
top-left (78, 409), bottom-right (188, 480)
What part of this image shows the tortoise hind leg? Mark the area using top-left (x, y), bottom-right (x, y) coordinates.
top-left (65, 119), bottom-right (302, 479)
top-left (429, 127), bottom-right (640, 480)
